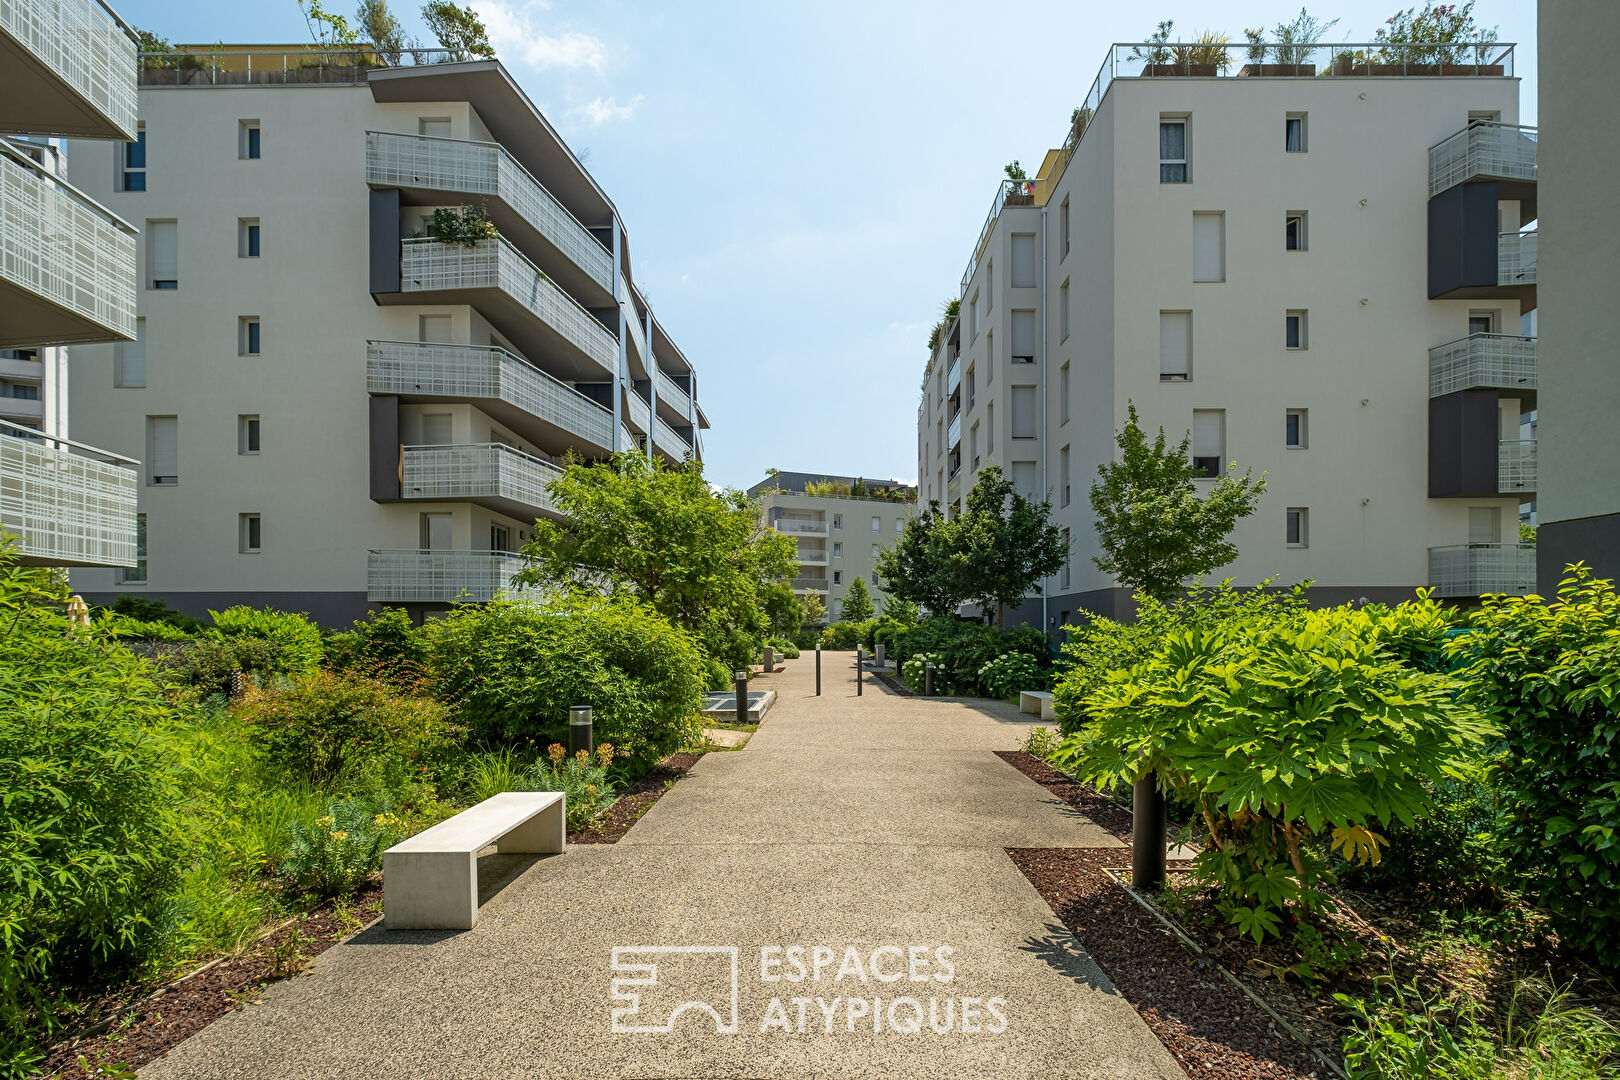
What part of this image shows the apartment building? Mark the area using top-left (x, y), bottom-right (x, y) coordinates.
top-left (0, 0), bottom-right (140, 568)
top-left (750, 472), bottom-right (916, 622)
top-left (1535, 1), bottom-right (1619, 591)
top-left (918, 39), bottom-right (1535, 630)
top-left (66, 45), bottom-right (708, 623)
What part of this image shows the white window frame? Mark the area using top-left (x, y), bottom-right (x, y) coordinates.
top-left (238, 414), bottom-right (261, 455)
top-left (1285, 112), bottom-right (1307, 152)
top-left (239, 218), bottom-right (261, 258)
top-left (239, 512), bottom-right (262, 553)
top-left (1286, 507), bottom-right (1309, 548)
top-left (239, 316), bottom-right (261, 356)
top-left (1286, 310), bottom-right (1308, 350)
top-left (1286, 408), bottom-right (1307, 449)
top-left (1160, 116), bottom-right (1189, 183)
top-left (1285, 212), bottom-right (1308, 252)
top-left (1192, 211), bottom-right (1225, 282)
top-left (239, 120), bottom-right (261, 160)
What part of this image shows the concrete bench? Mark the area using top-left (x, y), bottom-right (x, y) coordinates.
top-left (1020, 690), bottom-right (1055, 721)
top-left (383, 791), bottom-right (565, 930)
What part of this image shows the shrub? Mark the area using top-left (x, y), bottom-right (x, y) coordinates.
top-left (703, 656), bottom-right (734, 691)
top-left (233, 672), bottom-right (457, 788)
top-left (1446, 564), bottom-right (1620, 965)
top-left (324, 607), bottom-right (430, 688)
top-left (426, 593), bottom-right (705, 772)
top-left (819, 621), bottom-right (864, 650)
top-left (901, 651), bottom-right (948, 692)
top-left (1343, 762), bottom-right (1510, 906)
top-left (1023, 726), bottom-right (1062, 762)
top-left (105, 593), bottom-right (206, 633)
top-left (978, 652), bottom-right (1049, 699)
top-left (790, 627), bottom-right (821, 650)
top-left (765, 636), bottom-right (800, 660)
top-left (464, 743), bottom-right (619, 831)
top-left (276, 797), bottom-right (404, 897)
top-left (148, 635), bottom-right (283, 696)
top-left (1053, 601), bottom-right (1495, 942)
top-left (210, 606), bottom-right (324, 677)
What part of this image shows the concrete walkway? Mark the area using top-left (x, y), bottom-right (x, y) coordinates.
top-left (145, 653), bottom-right (1184, 1079)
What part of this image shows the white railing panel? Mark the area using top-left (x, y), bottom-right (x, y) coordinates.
top-left (1429, 122), bottom-right (1537, 198)
top-left (1428, 543), bottom-right (1535, 597)
top-left (0, 428), bottom-right (136, 565)
top-left (1428, 333), bottom-right (1536, 398)
top-left (1499, 230), bottom-right (1536, 286)
top-left (2, 0), bottom-right (138, 138)
top-left (653, 415), bottom-right (689, 456)
top-left (624, 390), bottom-right (650, 434)
top-left (400, 443), bottom-right (561, 514)
top-left (1499, 439), bottom-right (1536, 493)
top-left (653, 365), bottom-right (690, 413)
top-left (366, 548), bottom-right (536, 603)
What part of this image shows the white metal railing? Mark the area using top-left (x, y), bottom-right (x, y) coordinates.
top-left (625, 390), bottom-right (650, 434)
top-left (947, 412), bottom-right (962, 450)
top-left (365, 131), bottom-right (612, 292)
top-left (791, 575), bottom-right (828, 592)
top-left (796, 543), bottom-right (829, 565)
top-left (400, 443), bottom-right (561, 515)
top-left (3, 0), bottom-right (139, 139)
top-left (1428, 333), bottom-right (1536, 398)
top-left (653, 365), bottom-right (689, 412)
top-left (1500, 230), bottom-right (1537, 286)
top-left (137, 46), bottom-right (477, 87)
top-left (0, 138), bottom-right (136, 343)
top-left (961, 178), bottom-right (1037, 294)
top-left (1429, 543), bottom-right (1535, 598)
top-left (774, 518), bottom-right (827, 536)
top-left (1499, 438), bottom-right (1536, 492)
top-left (653, 415), bottom-right (689, 456)
top-left (0, 419), bottom-right (137, 566)
top-left (399, 237), bottom-right (617, 374)
top-left (619, 422), bottom-right (635, 454)
top-left (366, 340), bottom-right (613, 450)
top-left (1429, 122), bottom-right (1537, 198)
top-left (946, 354), bottom-right (962, 397)
top-left (947, 472), bottom-right (961, 505)
top-left (366, 548), bottom-right (535, 603)
top-left (0, 396), bottom-right (44, 420)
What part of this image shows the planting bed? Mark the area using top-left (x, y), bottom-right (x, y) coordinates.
top-left (568, 750), bottom-right (705, 844)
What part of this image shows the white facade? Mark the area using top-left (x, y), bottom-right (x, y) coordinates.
top-left (752, 477), bottom-right (917, 622)
top-left (919, 41), bottom-right (1533, 627)
top-left (67, 47), bottom-right (707, 621)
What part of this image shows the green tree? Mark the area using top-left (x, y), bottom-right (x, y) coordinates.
top-left (1519, 520), bottom-right (1536, 546)
top-left (953, 465), bottom-right (1067, 626)
top-left (516, 453), bottom-right (796, 672)
top-left (799, 588), bottom-right (827, 627)
top-left (1003, 160), bottom-right (1027, 181)
top-left (876, 501), bottom-right (962, 616)
top-left (840, 576), bottom-right (875, 622)
top-left (421, 0), bottom-right (494, 58)
top-left (299, 0), bottom-right (360, 47)
top-left (1088, 402), bottom-right (1266, 604)
top-left (762, 582), bottom-right (803, 636)
top-left (356, 0), bottom-right (404, 62)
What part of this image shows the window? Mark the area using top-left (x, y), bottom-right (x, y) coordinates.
top-left (895, 518), bottom-right (903, 533)
top-left (146, 416), bottom-right (177, 485)
top-left (1468, 110), bottom-right (1501, 126)
top-left (871, 516), bottom-right (880, 533)
top-left (986, 402), bottom-right (994, 453)
top-left (833, 570), bottom-right (843, 585)
top-left (418, 117), bottom-right (452, 137)
top-left (1468, 506), bottom-right (1501, 545)
top-left (238, 414), bottom-right (260, 454)
top-left (118, 513), bottom-right (147, 584)
top-left (1011, 386), bottom-right (1037, 439)
top-left (120, 125), bottom-right (146, 191)
top-left (1285, 112), bottom-right (1307, 152)
top-left (1160, 117), bottom-right (1188, 182)
top-left (832, 542), bottom-right (843, 558)
top-left (1160, 311), bottom-right (1191, 381)
top-left (1060, 363), bottom-right (1070, 424)
top-left (830, 599), bottom-right (843, 620)
top-left (871, 545), bottom-right (880, 559)
top-left (1468, 310), bottom-right (1498, 336)
top-left (1193, 211), bottom-right (1225, 282)
top-left (239, 513), bottom-right (262, 553)
top-left (239, 218), bottom-right (260, 258)
top-left (114, 317), bottom-right (146, 387)
top-left (986, 262), bottom-right (993, 311)
top-left (1012, 461), bottom-right (1037, 499)
top-left (1060, 280), bottom-right (1071, 341)
top-left (239, 317), bottom-right (261, 356)
top-left (1060, 527), bottom-right (1071, 590)
top-left (491, 524), bottom-right (511, 551)
top-left (419, 314), bottom-right (452, 343)
top-left (1286, 409), bottom-right (1308, 448)
top-left (1011, 233), bottom-right (1036, 288)
top-left (421, 412), bottom-right (452, 445)
top-left (970, 422), bottom-right (978, 468)
top-left (966, 366), bottom-right (975, 409)
top-left (1286, 508), bottom-right (1309, 548)
top-left (968, 292), bottom-right (979, 339)
top-left (1011, 309), bottom-right (1035, 364)
top-left (1060, 197), bottom-right (1071, 258)
top-left (1285, 310), bottom-right (1308, 350)
top-left (1192, 409), bottom-right (1225, 478)
top-left (1060, 445), bottom-right (1071, 506)
top-left (1285, 212), bottom-right (1308, 251)
top-left (147, 220), bottom-right (177, 289)
top-left (239, 120), bottom-right (261, 159)
top-left (871, 572), bottom-right (879, 586)
top-left (420, 512), bottom-right (452, 550)
top-left (832, 513), bottom-right (843, 530)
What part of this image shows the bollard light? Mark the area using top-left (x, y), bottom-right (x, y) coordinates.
top-left (734, 670), bottom-right (749, 726)
top-left (569, 705), bottom-right (593, 756)
top-left (815, 645), bottom-right (822, 696)
top-left (856, 647), bottom-right (863, 696)
top-left (925, 661), bottom-right (935, 697)
top-left (1132, 777), bottom-right (1168, 892)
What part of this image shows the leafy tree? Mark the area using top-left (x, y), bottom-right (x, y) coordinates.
top-left (421, 0), bottom-right (494, 58)
top-left (1518, 520), bottom-right (1536, 546)
top-left (299, 0), bottom-right (361, 47)
top-left (1003, 160), bottom-right (1027, 181)
top-left (799, 589), bottom-right (827, 626)
top-left (884, 596), bottom-right (920, 627)
top-left (1088, 402), bottom-right (1266, 604)
top-left (840, 576), bottom-right (874, 622)
top-left (762, 582), bottom-right (803, 636)
top-left (516, 452), bottom-right (796, 672)
top-left (1374, 1), bottom-right (1498, 64)
top-left (876, 500), bottom-right (962, 616)
top-left (356, 0), bottom-right (404, 62)
top-left (952, 465), bottom-right (1066, 626)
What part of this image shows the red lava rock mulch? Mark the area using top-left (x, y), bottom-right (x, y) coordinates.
top-left (567, 750), bottom-right (704, 844)
top-left (998, 750), bottom-right (1326, 1080)
top-left (41, 886), bottom-right (384, 1080)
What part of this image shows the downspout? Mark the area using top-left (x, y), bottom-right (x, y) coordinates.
top-left (644, 308), bottom-right (656, 462)
top-left (1039, 205), bottom-right (1049, 639)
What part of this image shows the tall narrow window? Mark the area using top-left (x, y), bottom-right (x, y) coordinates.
top-left (1286, 508), bottom-right (1309, 548)
top-left (119, 513), bottom-right (147, 584)
top-left (120, 125), bottom-right (146, 191)
top-left (1060, 197), bottom-right (1071, 258)
top-left (1193, 211), bottom-right (1225, 282)
top-left (1060, 527), bottom-right (1071, 589)
top-left (833, 570), bottom-right (842, 586)
top-left (239, 317), bottom-right (261, 356)
top-left (985, 262), bottom-right (993, 311)
top-left (147, 221), bottom-right (177, 289)
top-left (1060, 280), bottom-right (1071, 340)
top-left (1011, 233), bottom-right (1036, 288)
top-left (1286, 310), bottom-right (1308, 350)
top-left (114, 317), bottom-right (146, 387)
top-left (1285, 112), bottom-right (1307, 152)
top-left (871, 516), bottom-right (880, 533)
top-left (491, 524), bottom-right (511, 552)
top-left (420, 512), bottom-right (452, 550)
top-left (1011, 386), bottom-right (1037, 439)
top-left (239, 414), bottom-right (261, 454)
top-left (832, 513), bottom-right (842, 530)
top-left (421, 412), bottom-right (452, 445)
top-left (147, 416), bottom-right (177, 485)
top-left (239, 120), bottom-right (261, 159)
top-left (1060, 445), bottom-right (1071, 506)
top-left (986, 402), bottom-right (994, 453)
top-left (239, 513), bottom-right (262, 553)
top-left (1060, 363), bottom-right (1071, 424)
top-left (1468, 310), bottom-right (1498, 336)
top-left (1192, 409), bottom-right (1225, 477)
top-left (1286, 408), bottom-right (1307, 448)
top-left (239, 218), bottom-right (261, 258)
top-left (1160, 311), bottom-right (1191, 381)
top-left (1285, 212), bottom-right (1308, 251)
top-left (1012, 461), bottom-right (1037, 499)
top-left (1160, 117), bottom-right (1188, 182)
top-left (1468, 506), bottom-right (1501, 545)
top-left (1011, 310), bottom-right (1035, 364)
top-left (968, 293), bottom-right (979, 340)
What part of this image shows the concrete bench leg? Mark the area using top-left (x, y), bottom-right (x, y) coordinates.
top-left (496, 795), bottom-right (567, 854)
top-left (384, 850), bottom-right (478, 930)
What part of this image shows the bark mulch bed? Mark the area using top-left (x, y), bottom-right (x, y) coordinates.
top-left (41, 886), bottom-right (384, 1080)
top-left (568, 750), bottom-right (705, 844)
top-left (998, 750), bottom-right (1327, 1080)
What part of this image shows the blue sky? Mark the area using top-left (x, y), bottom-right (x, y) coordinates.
top-left (118, 0), bottom-right (1539, 490)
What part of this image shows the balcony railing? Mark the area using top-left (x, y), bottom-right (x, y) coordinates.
top-left (947, 412), bottom-right (962, 450)
top-left (791, 575), bottom-right (829, 592)
top-left (961, 178), bottom-right (1038, 293)
top-left (0, 396), bottom-right (44, 420)
top-left (366, 340), bottom-right (613, 451)
top-left (774, 518), bottom-right (828, 536)
top-left (365, 131), bottom-right (612, 293)
top-left (1428, 543), bottom-right (1535, 598)
top-left (137, 46), bottom-right (476, 87)
top-left (1499, 439), bottom-right (1536, 494)
top-left (0, 418), bottom-right (137, 567)
top-left (625, 390), bottom-right (650, 435)
top-left (796, 545), bottom-right (829, 566)
top-left (400, 443), bottom-right (562, 517)
top-left (1429, 333), bottom-right (1536, 398)
top-left (653, 365), bottom-right (690, 414)
top-left (1499, 230), bottom-right (1537, 286)
top-left (946, 354), bottom-right (962, 397)
top-left (399, 236), bottom-right (617, 374)
top-left (3, 0), bottom-right (138, 139)
top-left (654, 415), bottom-right (690, 456)
top-left (367, 548), bottom-right (536, 603)
top-left (0, 138), bottom-right (136, 346)
top-left (947, 471), bottom-right (961, 505)
top-left (1429, 122), bottom-right (1537, 198)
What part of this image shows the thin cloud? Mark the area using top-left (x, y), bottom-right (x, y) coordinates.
top-left (475, 1), bottom-right (608, 73)
top-left (569, 94), bottom-right (645, 127)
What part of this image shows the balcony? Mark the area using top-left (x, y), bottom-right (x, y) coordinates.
top-left (653, 365), bottom-right (691, 418)
top-left (397, 237), bottom-right (617, 380)
top-left (1428, 543), bottom-right (1535, 598)
top-left (947, 412), bottom-right (962, 451)
top-left (1499, 438), bottom-right (1536, 495)
top-left (774, 518), bottom-right (827, 536)
top-left (1428, 333), bottom-right (1536, 400)
top-left (400, 443), bottom-right (563, 522)
top-left (1, 0), bottom-right (138, 140)
top-left (654, 415), bottom-right (691, 458)
top-left (0, 138), bottom-right (136, 347)
top-left (796, 543), bottom-right (829, 566)
top-left (1499, 230), bottom-right (1537, 287)
top-left (624, 388), bottom-right (651, 435)
top-left (367, 548), bottom-right (534, 604)
top-left (947, 471), bottom-right (961, 505)
top-left (1429, 122), bottom-right (1537, 201)
top-left (366, 130), bottom-right (612, 301)
top-left (367, 340), bottom-right (613, 453)
top-left (0, 395), bottom-right (44, 421)
top-left (0, 420), bottom-right (137, 567)
top-left (791, 575), bottom-right (829, 593)
top-left (946, 354), bottom-right (962, 397)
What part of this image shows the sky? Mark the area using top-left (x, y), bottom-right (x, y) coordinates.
top-left (119, 0), bottom-right (1539, 490)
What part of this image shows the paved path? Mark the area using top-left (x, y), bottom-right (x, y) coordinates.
top-left (145, 653), bottom-right (1184, 1079)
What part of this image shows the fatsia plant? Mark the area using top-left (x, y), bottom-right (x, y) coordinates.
top-left (1052, 600), bottom-right (1492, 941)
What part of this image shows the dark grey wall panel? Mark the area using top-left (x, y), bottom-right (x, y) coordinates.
top-left (1429, 389), bottom-right (1501, 497)
top-left (1539, 512), bottom-right (1620, 595)
top-left (82, 592), bottom-right (375, 629)
top-left (369, 394), bottom-right (400, 502)
top-left (369, 189), bottom-right (401, 296)
top-left (1428, 180), bottom-right (1498, 297)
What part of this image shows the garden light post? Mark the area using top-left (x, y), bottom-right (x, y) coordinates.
top-left (1132, 775), bottom-right (1167, 892)
top-left (734, 670), bottom-right (749, 726)
top-left (569, 705), bottom-right (593, 756)
top-left (856, 648), bottom-right (863, 695)
top-left (815, 645), bottom-right (821, 696)
top-left (925, 662), bottom-right (935, 697)
top-left (875, 643), bottom-right (885, 667)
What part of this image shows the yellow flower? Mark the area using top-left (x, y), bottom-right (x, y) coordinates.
top-left (316, 815), bottom-right (334, 827)
top-left (547, 743), bottom-right (566, 769)
top-left (575, 749), bottom-right (590, 764)
top-left (596, 743), bottom-right (615, 768)
top-left (586, 784), bottom-right (597, 795)
top-left (330, 830), bottom-right (349, 843)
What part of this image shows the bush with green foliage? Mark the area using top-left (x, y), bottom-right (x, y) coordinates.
top-left (978, 651), bottom-right (1049, 699)
top-left (902, 651), bottom-right (948, 692)
top-left (210, 605), bottom-right (324, 676)
top-left (1053, 600), bottom-right (1495, 942)
top-left (1446, 564), bottom-right (1620, 965)
top-left (840, 576), bottom-right (875, 622)
top-left (104, 593), bottom-right (206, 633)
top-left (277, 797), bottom-right (405, 897)
top-left (765, 636), bottom-right (800, 660)
top-left (146, 635), bottom-right (284, 696)
top-left (819, 621), bottom-right (866, 650)
top-left (892, 616), bottom-right (1051, 696)
top-left (463, 743), bottom-right (619, 830)
top-left (324, 606), bottom-right (430, 688)
top-left (427, 593), bottom-right (705, 771)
